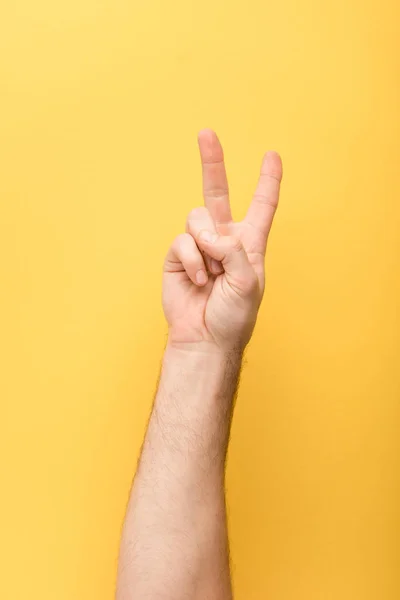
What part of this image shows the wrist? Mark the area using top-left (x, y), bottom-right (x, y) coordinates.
top-left (152, 341), bottom-right (242, 467)
top-left (159, 337), bottom-right (243, 416)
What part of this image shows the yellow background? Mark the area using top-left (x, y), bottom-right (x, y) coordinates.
top-left (1, 1), bottom-right (399, 598)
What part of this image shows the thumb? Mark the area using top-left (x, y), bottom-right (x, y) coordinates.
top-left (196, 231), bottom-right (259, 297)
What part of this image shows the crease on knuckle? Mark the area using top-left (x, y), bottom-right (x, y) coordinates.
top-left (229, 272), bottom-right (258, 298)
top-left (252, 194), bottom-right (278, 210)
top-left (204, 187), bottom-right (229, 199)
top-left (260, 169), bottom-right (282, 183)
top-left (229, 236), bottom-right (243, 253)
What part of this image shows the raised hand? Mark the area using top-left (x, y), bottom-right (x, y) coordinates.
top-left (163, 129), bottom-right (282, 352)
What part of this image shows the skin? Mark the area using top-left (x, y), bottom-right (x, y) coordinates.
top-left (116, 129), bottom-right (282, 600)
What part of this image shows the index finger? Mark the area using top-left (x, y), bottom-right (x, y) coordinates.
top-left (245, 150), bottom-right (283, 237)
top-left (198, 129), bottom-right (232, 225)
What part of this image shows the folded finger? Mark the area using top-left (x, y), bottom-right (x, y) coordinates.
top-left (186, 207), bottom-right (223, 275)
top-left (164, 233), bottom-right (208, 286)
top-left (195, 231), bottom-right (258, 297)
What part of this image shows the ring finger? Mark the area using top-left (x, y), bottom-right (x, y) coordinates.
top-left (186, 207), bottom-right (224, 275)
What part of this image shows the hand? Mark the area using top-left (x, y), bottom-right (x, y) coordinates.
top-left (163, 129), bottom-right (282, 353)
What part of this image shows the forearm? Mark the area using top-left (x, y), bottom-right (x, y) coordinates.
top-left (117, 342), bottom-right (241, 600)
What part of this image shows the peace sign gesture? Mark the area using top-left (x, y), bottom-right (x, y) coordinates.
top-left (163, 129), bottom-right (282, 353)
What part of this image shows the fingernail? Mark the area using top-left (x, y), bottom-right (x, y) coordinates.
top-left (196, 269), bottom-right (208, 285)
top-left (200, 230), bottom-right (217, 243)
top-left (210, 259), bottom-right (223, 274)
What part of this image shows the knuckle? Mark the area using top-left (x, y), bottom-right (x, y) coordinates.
top-left (235, 273), bottom-right (258, 296)
top-left (204, 186), bottom-right (228, 199)
top-left (253, 193), bottom-right (278, 210)
top-left (174, 232), bottom-right (191, 248)
top-left (245, 272), bottom-right (259, 294)
top-left (187, 206), bottom-right (208, 222)
top-left (228, 235), bottom-right (243, 253)
top-left (262, 169), bottom-right (282, 183)
top-left (230, 271), bottom-right (258, 297)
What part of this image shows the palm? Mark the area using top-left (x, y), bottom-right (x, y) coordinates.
top-left (163, 130), bottom-right (282, 347)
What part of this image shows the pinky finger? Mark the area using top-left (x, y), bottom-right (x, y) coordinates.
top-left (164, 233), bottom-right (208, 286)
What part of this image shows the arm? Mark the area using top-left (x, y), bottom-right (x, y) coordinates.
top-left (116, 130), bottom-right (282, 600)
top-left (117, 345), bottom-right (240, 599)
